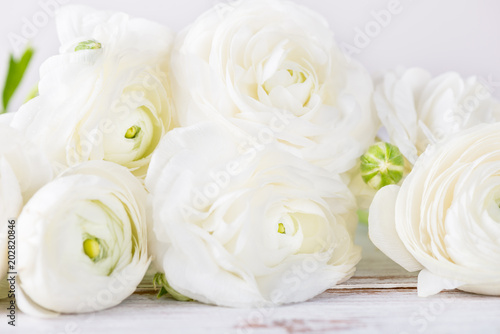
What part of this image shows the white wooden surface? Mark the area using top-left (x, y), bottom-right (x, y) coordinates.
top-left (2, 225), bottom-right (500, 334)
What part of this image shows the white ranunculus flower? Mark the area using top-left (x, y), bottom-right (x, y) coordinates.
top-left (0, 125), bottom-right (53, 299)
top-left (369, 123), bottom-right (500, 297)
top-left (146, 121), bottom-right (361, 307)
top-left (374, 67), bottom-right (500, 165)
top-left (171, 0), bottom-right (377, 174)
top-left (17, 161), bottom-right (150, 316)
top-left (11, 5), bottom-right (175, 178)
top-left (354, 68), bottom-right (500, 210)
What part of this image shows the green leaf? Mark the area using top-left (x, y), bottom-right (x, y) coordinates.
top-left (1, 46), bottom-right (35, 114)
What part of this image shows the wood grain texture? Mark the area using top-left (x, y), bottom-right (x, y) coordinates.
top-left (2, 225), bottom-right (499, 334)
top-left (337, 225), bottom-right (418, 289)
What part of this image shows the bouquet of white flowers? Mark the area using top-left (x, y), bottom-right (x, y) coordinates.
top-left (0, 0), bottom-right (498, 318)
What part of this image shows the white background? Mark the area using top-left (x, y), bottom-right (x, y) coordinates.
top-left (1, 0), bottom-right (499, 112)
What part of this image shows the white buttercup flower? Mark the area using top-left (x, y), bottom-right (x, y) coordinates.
top-left (17, 161), bottom-right (150, 316)
top-left (11, 5), bottom-right (175, 178)
top-left (171, 0), bottom-right (377, 174)
top-left (146, 121), bottom-right (361, 307)
top-left (369, 123), bottom-right (500, 297)
top-left (374, 67), bottom-right (500, 165)
top-left (0, 125), bottom-right (53, 299)
top-left (353, 68), bottom-right (500, 209)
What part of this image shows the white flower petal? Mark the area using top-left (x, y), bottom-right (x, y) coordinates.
top-left (417, 269), bottom-right (465, 297)
top-left (16, 285), bottom-right (59, 318)
top-left (459, 283), bottom-right (500, 296)
top-left (369, 185), bottom-right (423, 272)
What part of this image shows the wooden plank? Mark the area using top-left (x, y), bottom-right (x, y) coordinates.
top-left (3, 288), bottom-right (499, 334)
top-left (337, 224), bottom-right (418, 289)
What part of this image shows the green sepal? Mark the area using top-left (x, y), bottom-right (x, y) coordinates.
top-left (75, 40), bottom-right (102, 52)
top-left (153, 273), bottom-right (192, 302)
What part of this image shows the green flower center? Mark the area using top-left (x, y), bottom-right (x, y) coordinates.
top-left (278, 222), bottom-right (286, 234)
top-left (83, 238), bottom-right (101, 261)
top-left (125, 125), bottom-right (141, 139)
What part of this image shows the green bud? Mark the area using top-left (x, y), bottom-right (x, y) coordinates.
top-left (75, 40), bottom-right (102, 52)
top-left (360, 142), bottom-right (404, 190)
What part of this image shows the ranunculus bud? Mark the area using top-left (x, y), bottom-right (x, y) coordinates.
top-left (360, 142), bottom-right (404, 190)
